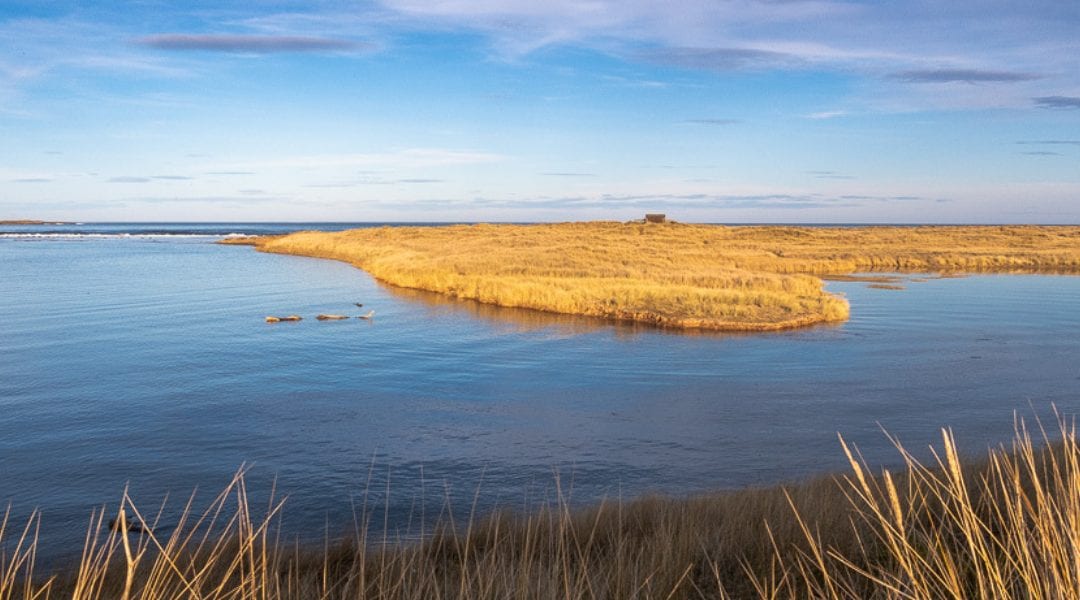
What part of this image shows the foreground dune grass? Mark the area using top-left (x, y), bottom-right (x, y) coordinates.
top-left (8, 415), bottom-right (1080, 598)
top-left (225, 222), bottom-right (1080, 331)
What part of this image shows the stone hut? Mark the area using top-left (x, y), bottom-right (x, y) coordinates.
top-left (644, 213), bottom-right (667, 224)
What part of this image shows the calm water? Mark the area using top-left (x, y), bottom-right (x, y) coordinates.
top-left (2, 223), bottom-right (1079, 562)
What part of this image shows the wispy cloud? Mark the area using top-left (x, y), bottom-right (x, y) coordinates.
top-left (806, 110), bottom-right (847, 120)
top-left (229, 148), bottom-right (504, 170)
top-left (11, 177), bottom-right (53, 183)
top-left (839, 195), bottom-right (921, 202)
top-left (807, 170), bottom-right (856, 180)
top-left (151, 174), bottom-right (193, 180)
top-left (135, 34), bottom-right (367, 54)
top-left (0, 16), bottom-right (193, 91)
top-left (541, 172), bottom-right (597, 177)
top-left (894, 69), bottom-right (1041, 84)
top-left (304, 176), bottom-right (445, 188)
top-left (126, 194), bottom-right (288, 205)
top-left (641, 47), bottom-right (800, 72)
top-left (374, 1), bottom-right (1080, 112)
top-left (380, 0), bottom-right (859, 59)
top-left (304, 182), bottom-right (361, 188)
top-left (625, 193), bottom-right (838, 210)
top-left (394, 191), bottom-right (931, 212)
top-left (1033, 96), bottom-right (1080, 109)
top-left (600, 74), bottom-right (670, 89)
top-left (108, 176), bottom-right (150, 183)
top-left (682, 118), bottom-right (740, 125)
top-left (1016, 140), bottom-right (1080, 146)
top-left (1021, 151), bottom-right (1062, 156)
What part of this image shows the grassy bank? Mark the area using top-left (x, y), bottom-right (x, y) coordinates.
top-left (8, 416), bottom-right (1080, 598)
top-left (224, 222), bottom-right (1080, 331)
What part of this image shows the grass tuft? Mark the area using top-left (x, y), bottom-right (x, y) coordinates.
top-left (9, 413), bottom-right (1080, 598)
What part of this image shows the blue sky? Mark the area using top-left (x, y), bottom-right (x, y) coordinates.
top-left (1, 1), bottom-right (1078, 223)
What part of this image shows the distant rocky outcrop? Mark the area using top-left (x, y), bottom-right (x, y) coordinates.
top-left (0, 219), bottom-right (69, 225)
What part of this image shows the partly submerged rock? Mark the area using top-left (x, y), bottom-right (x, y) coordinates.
top-left (108, 517), bottom-right (152, 535)
top-left (266, 315), bottom-right (303, 323)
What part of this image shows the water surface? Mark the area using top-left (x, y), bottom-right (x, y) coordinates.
top-left (1, 224), bottom-right (1078, 561)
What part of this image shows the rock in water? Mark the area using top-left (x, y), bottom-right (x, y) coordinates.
top-left (108, 518), bottom-right (151, 534)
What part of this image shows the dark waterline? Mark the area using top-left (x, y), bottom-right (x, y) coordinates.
top-left (1, 224), bottom-right (1079, 564)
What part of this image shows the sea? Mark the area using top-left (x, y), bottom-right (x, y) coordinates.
top-left (2, 222), bottom-right (1079, 564)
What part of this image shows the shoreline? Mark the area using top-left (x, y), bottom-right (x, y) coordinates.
top-left (223, 222), bottom-right (1080, 332)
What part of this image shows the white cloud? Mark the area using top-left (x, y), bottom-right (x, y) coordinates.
top-left (221, 148), bottom-right (506, 170)
top-left (380, 0), bottom-right (857, 57)
top-left (806, 110), bottom-right (847, 120)
top-left (374, 0), bottom-right (1080, 110)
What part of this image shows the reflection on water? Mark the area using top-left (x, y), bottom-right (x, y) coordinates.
top-left (1, 231), bottom-right (1079, 564)
top-left (822, 272), bottom-right (970, 291)
top-left (383, 281), bottom-right (842, 341)
top-left (384, 285), bottom-right (613, 338)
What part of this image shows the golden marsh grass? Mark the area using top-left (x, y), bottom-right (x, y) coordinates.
top-left (8, 415), bottom-right (1080, 598)
top-left (226, 222), bottom-right (1080, 331)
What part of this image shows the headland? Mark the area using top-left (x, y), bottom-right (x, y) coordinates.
top-left (224, 222), bottom-right (1080, 331)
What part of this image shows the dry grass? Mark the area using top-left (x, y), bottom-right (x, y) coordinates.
top-left (9, 414), bottom-right (1080, 599)
top-left (225, 222), bottom-right (1080, 331)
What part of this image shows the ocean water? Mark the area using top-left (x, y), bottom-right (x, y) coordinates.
top-left (2, 223), bottom-right (1079, 562)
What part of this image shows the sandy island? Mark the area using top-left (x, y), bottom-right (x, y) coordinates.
top-left (224, 222), bottom-right (1080, 331)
